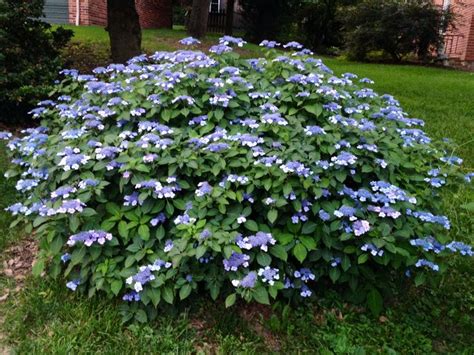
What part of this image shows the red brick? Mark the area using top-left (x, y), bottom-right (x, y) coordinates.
top-left (67, 0), bottom-right (172, 28)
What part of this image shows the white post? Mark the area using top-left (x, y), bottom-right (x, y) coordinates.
top-left (75, 0), bottom-right (80, 26)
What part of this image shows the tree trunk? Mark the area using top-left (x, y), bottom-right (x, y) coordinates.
top-left (225, 0), bottom-right (235, 35)
top-left (107, 0), bottom-right (142, 63)
top-left (187, 0), bottom-right (211, 38)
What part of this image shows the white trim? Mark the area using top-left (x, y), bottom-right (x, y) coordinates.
top-left (209, 0), bottom-right (221, 12)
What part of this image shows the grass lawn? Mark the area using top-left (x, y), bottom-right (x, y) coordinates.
top-left (0, 25), bottom-right (473, 353)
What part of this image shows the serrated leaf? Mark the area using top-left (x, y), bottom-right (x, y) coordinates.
top-left (277, 233), bottom-right (294, 245)
top-left (135, 309), bottom-right (148, 323)
top-left (162, 286), bottom-right (174, 304)
top-left (111, 280), bottom-right (122, 296)
top-left (257, 252), bottom-right (272, 266)
top-left (179, 284), bottom-right (192, 300)
top-left (118, 221), bottom-right (129, 238)
top-left (32, 259), bottom-right (45, 276)
top-left (244, 220), bottom-right (259, 232)
top-left (138, 224), bottom-right (150, 241)
top-left (358, 253), bottom-right (369, 264)
top-left (305, 104), bottom-right (322, 116)
top-left (253, 287), bottom-right (270, 305)
top-left (106, 202), bottom-right (121, 216)
top-left (293, 243), bottom-right (307, 263)
top-left (267, 209), bottom-right (278, 224)
top-left (329, 268), bottom-right (340, 283)
top-left (299, 236), bottom-right (317, 250)
top-left (301, 222), bottom-right (317, 234)
top-left (225, 293), bottom-right (236, 308)
top-left (148, 288), bottom-right (161, 307)
top-left (367, 288), bottom-right (383, 316)
top-left (270, 245), bottom-right (288, 261)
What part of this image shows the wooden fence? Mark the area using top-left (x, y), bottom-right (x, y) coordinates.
top-left (207, 10), bottom-right (227, 33)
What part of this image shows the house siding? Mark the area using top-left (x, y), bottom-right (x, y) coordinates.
top-left (43, 0), bottom-right (69, 24)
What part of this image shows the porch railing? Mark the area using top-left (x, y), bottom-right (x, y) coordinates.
top-left (444, 34), bottom-right (464, 57)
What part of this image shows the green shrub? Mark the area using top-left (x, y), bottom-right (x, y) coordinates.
top-left (2, 37), bottom-right (473, 321)
top-left (342, 0), bottom-right (455, 62)
top-left (293, 0), bottom-right (358, 54)
top-left (0, 0), bottom-right (72, 123)
top-left (240, 0), bottom-right (299, 43)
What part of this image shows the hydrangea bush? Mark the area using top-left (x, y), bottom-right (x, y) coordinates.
top-left (2, 36), bottom-right (473, 320)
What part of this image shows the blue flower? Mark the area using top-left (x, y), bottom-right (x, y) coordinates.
top-left (415, 259), bottom-right (439, 272)
top-left (259, 40), bottom-right (280, 48)
top-left (352, 220), bottom-right (370, 236)
top-left (66, 279), bottom-right (80, 291)
top-left (219, 35), bottom-right (246, 47)
top-left (232, 271), bottom-right (258, 288)
top-left (258, 267), bottom-right (280, 285)
top-left (150, 213), bottom-right (166, 226)
top-left (67, 230), bottom-right (112, 247)
top-left (294, 268), bottom-right (315, 282)
top-left (179, 37), bottom-right (201, 46)
top-left (123, 291), bottom-right (141, 302)
top-left (283, 41), bottom-right (303, 49)
top-left (223, 252), bottom-right (250, 271)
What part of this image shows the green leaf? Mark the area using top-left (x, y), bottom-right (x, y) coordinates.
top-left (118, 221), bottom-right (129, 238)
top-left (414, 272), bottom-right (426, 287)
top-left (461, 202), bottom-right (474, 211)
top-left (148, 288), bottom-right (161, 307)
top-left (162, 286), bottom-right (174, 304)
top-left (257, 252), bottom-right (272, 266)
top-left (100, 219), bottom-right (116, 232)
top-left (32, 259), bottom-right (45, 276)
top-left (253, 287), bottom-right (270, 305)
top-left (214, 109), bottom-right (224, 120)
top-left (305, 104), bottom-right (322, 116)
top-left (277, 233), bottom-right (294, 245)
top-left (267, 209), bottom-right (278, 224)
top-left (367, 288), bottom-right (383, 316)
top-left (301, 222), bottom-right (317, 235)
top-left (106, 202), bottom-right (121, 216)
top-left (358, 253), bottom-right (369, 264)
top-left (50, 235), bottom-right (63, 255)
top-left (244, 220), bottom-right (259, 232)
top-left (329, 268), bottom-right (340, 283)
top-left (293, 243), bottom-right (307, 263)
top-left (299, 236), bottom-right (317, 250)
top-left (270, 245), bottom-right (288, 261)
top-left (69, 215), bottom-right (80, 232)
top-left (179, 284), bottom-right (192, 300)
top-left (225, 293), bottom-right (237, 308)
top-left (135, 309), bottom-right (148, 323)
top-left (111, 280), bottom-right (122, 296)
top-left (138, 224), bottom-right (150, 241)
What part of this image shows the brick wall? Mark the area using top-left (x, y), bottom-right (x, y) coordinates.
top-left (434, 0), bottom-right (474, 62)
top-left (68, 0), bottom-right (172, 28)
top-left (136, 0), bottom-right (172, 29)
top-left (465, 14), bottom-right (474, 60)
top-left (88, 0), bottom-right (107, 26)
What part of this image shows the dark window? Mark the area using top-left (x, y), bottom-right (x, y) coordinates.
top-left (210, 0), bottom-right (220, 13)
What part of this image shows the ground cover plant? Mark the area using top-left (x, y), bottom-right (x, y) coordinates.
top-left (2, 36), bottom-right (473, 325)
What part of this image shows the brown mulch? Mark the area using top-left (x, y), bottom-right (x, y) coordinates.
top-left (0, 237), bottom-right (38, 303)
top-left (238, 303), bottom-right (281, 352)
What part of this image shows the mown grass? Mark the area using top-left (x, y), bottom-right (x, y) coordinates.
top-left (0, 26), bottom-right (473, 353)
